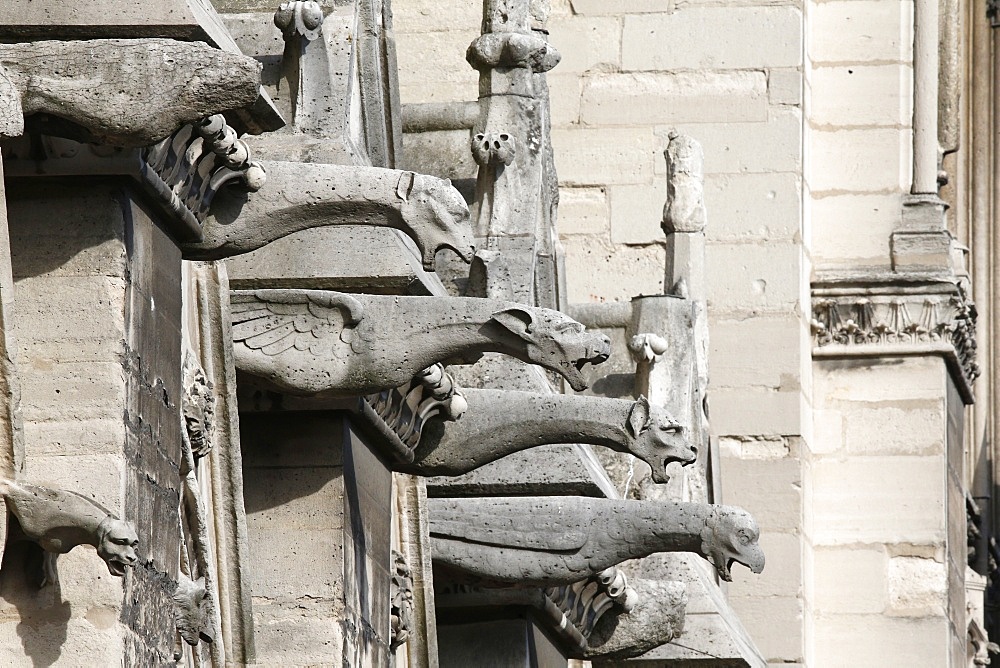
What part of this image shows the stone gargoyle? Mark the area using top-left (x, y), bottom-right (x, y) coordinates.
top-left (399, 392), bottom-right (696, 479)
top-left (0, 39), bottom-right (261, 146)
top-left (180, 162), bottom-right (474, 271)
top-left (173, 575), bottom-right (214, 649)
top-left (230, 289), bottom-right (611, 395)
top-left (429, 496), bottom-right (764, 587)
top-left (0, 479), bottom-right (138, 586)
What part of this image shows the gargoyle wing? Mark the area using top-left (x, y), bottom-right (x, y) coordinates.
top-left (230, 290), bottom-right (365, 357)
top-left (429, 498), bottom-right (589, 553)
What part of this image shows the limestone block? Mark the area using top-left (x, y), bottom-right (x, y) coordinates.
top-left (813, 547), bottom-right (887, 614)
top-left (709, 314), bottom-right (801, 389)
top-left (810, 193), bottom-right (899, 267)
top-left (562, 237), bottom-right (665, 302)
top-left (887, 556), bottom-right (947, 615)
top-left (769, 68), bottom-right (802, 106)
top-left (251, 601), bottom-right (343, 665)
top-left (842, 400), bottom-right (945, 456)
top-left (811, 614), bottom-right (947, 667)
top-left (706, 241), bottom-right (801, 312)
top-left (719, 456), bottom-right (801, 533)
top-left (727, 594), bottom-right (803, 663)
top-left (666, 107), bottom-right (802, 175)
top-left (248, 526), bottom-right (342, 600)
top-left (609, 181), bottom-right (668, 245)
top-left (814, 356), bottom-right (947, 405)
top-left (0, 616), bottom-right (123, 667)
top-left (729, 531), bottom-right (800, 598)
top-left (244, 470), bottom-right (343, 531)
top-left (808, 0), bottom-right (911, 64)
top-left (569, 0), bottom-right (671, 14)
top-left (396, 30), bottom-right (480, 104)
top-left (393, 0), bottom-right (483, 32)
top-left (810, 456), bottom-right (944, 545)
top-left (719, 436), bottom-right (791, 459)
top-left (548, 16), bottom-right (621, 74)
top-left (402, 129), bottom-right (477, 181)
top-left (547, 73), bottom-right (583, 126)
top-left (557, 187), bottom-right (610, 236)
top-left (553, 127), bottom-right (655, 186)
top-left (22, 454), bottom-right (126, 514)
top-left (622, 7), bottom-right (802, 71)
top-left (23, 419), bottom-right (126, 457)
top-left (808, 128), bottom-right (909, 193)
top-left (704, 172), bottom-right (800, 242)
top-left (809, 65), bottom-right (912, 128)
top-left (712, 388), bottom-right (802, 436)
top-left (19, 363), bottom-right (125, 423)
top-left (809, 409), bottom-right (844, 455)
top-left (581, 71), bottom-right (767, 127)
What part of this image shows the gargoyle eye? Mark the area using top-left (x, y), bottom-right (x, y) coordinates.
top-left (739, 533), bottom-right (750, 545)
top-left (659, 423), bottom-right (682, 433)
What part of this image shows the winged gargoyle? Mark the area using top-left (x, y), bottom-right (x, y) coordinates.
top-left (399, 392), bottom-right (696, 479)
top-left (230, 289), bottom-right (611, 395)
top-left (0, 479), bottom-right (139, 586)
top-left (181, 162), bottom-right (474, 270)
top-left (429, 496), bottom-right (764, 586)
top-left (0, 39), bottom-right (262, 146)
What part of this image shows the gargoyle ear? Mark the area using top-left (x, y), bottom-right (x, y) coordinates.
top-left (628, 395), bottom-right (651, 437)
top-left (396, 171), bottom-right (416, 202)
top-left (490, 307), bottom-right (535, 340)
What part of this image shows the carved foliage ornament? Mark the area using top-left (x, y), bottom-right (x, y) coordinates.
top-left (390, 550), bottom-right (415, 652)
top-left (544, 567), bottom-right (637, 639)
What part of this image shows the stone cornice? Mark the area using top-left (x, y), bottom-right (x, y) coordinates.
top-left (811, 276), bottom-right (979, 402)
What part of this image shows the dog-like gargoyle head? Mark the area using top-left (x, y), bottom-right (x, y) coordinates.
top-left (96, 517), bottom-right (139, 577)
top-left (626, 396), bottom-right (698, 483)
top-left (489, 307), bottom-right (611, 391)
top-left (397, 172), bottom-right (476, 270)
top-left (700, 506), bottom-right (765, 582)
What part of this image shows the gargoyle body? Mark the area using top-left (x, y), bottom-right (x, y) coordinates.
top-left (429, 496), bottom-right (764, 586)
top-left (0, 479), bottom-right (138, 583)
top-left (181, 162), bottom-right (474, 270)
top-left (231, 289), bottom-right (610, 396)
top-left (0, 39), bottom-right (261, 146)
top-left (402, 392), bottom-right (696, 480)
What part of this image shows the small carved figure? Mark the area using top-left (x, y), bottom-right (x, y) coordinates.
top-left (402, 392), bottom-right (696, 480)
top-left (172, 575), bottom-right (213, 649)
top-left (230, 289), bottom-right (611, 395)
top-left (471, 131), bottom-right (516, 166)
top-left (182, 353), bottom-right (216, 460)
top-left (0, 479), bottom-right (138, 585)
top-left (429, 496), bottom-right (764, 586)
top-left (389, 550), bottom-right (414, 652)
top-left (182, 162), bottom-right (475, 271)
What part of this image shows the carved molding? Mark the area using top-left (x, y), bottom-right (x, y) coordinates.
top-left (141, 115), bottom-right (266, 232)
top-left (365, 364), bottom-right (467, 459)
top-left (543, 567), bottom-right (637, 640)
top-left (390, 550), bottom-right (415, 652)
top-left (811, 280), bottom-right (979, 396)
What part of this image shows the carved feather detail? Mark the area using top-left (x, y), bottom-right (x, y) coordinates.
top-left (230, 290), bottom-right (365, 357)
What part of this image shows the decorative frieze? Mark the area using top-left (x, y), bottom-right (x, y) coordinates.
top-left (811, 279), bottom-right (980, 397)
top-left (141, 115), bottom-right (266, 233)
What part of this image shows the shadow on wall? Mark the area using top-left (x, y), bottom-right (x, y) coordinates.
top-left (1, 542), bottom-right (71, 667)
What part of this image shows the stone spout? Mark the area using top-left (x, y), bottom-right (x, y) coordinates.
top-left (230, 289), bottom-right (610, 396)
top-left (182, 161), bottom-right (475, 271)
top-left (429, 496), bottom-right (763, 586)
top-left (0, 39), bottom-right (262, 146)
top-left (402, 391), bottom-right (696, 480)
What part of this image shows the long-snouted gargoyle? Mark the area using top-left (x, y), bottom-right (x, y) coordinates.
top-left (0, 39), bottom-right (262, 146)
top-left (181, 162), bottom-right (474, 271)
top-left (0, 479), bottom-right (139, 586)
top-left (400, 392), bottom-right (696, 480)
top-left (429, 496), bottom-right (764, 586)
top-left (231, 289), bottom-right (611, 396)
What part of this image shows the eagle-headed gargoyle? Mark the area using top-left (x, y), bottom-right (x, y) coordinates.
top-left (0, 479), bottom-right (138, 586)
top-left (230, 289), bottom-right (611, 396)
top-left (399, 392), bottom-right (697, 479)
top-left (428, 496), bottom-right (764, 587)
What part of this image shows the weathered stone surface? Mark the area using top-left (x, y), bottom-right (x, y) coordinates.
top-left (582, 579), bottom-right (686, 660)
top-left (230, 289), bottom-right (611, 395)
top-left (0, 39), bottom-right (262, 146)
top-left (404, 391), bottom-right (695, 479)
top-left (430, 497), bottom-right (764, 585)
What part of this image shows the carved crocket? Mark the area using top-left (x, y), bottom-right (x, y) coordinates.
top-left (0, 39), bottom-right (262, 146)
top-left (230, 289), bottom-right (611, 395)
top-left (0, 479), bottom-right (138, 585)
top-left (429, 496), bottom-right (764, 586)
top-left (400, 392), bottom-right (696, 479)
top-left (181, 162), bottom-right (474, 270)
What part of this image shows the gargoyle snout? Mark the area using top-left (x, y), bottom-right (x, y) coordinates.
top-left (590, 335), bottom-right (612, 363)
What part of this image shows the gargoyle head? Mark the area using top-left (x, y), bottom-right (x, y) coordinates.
top-left (396, 172), bottom-right (476, 270)
top-left (626, 396), bottom-right (697, 483)
top-left (488, 307), bottom-right (611, 391)
top-left (96, 517), bottom-right (139, 577)
top-left (173, 575), bottom-right (214, 647)
top-left (699, 506), bottom-right (765, 582)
